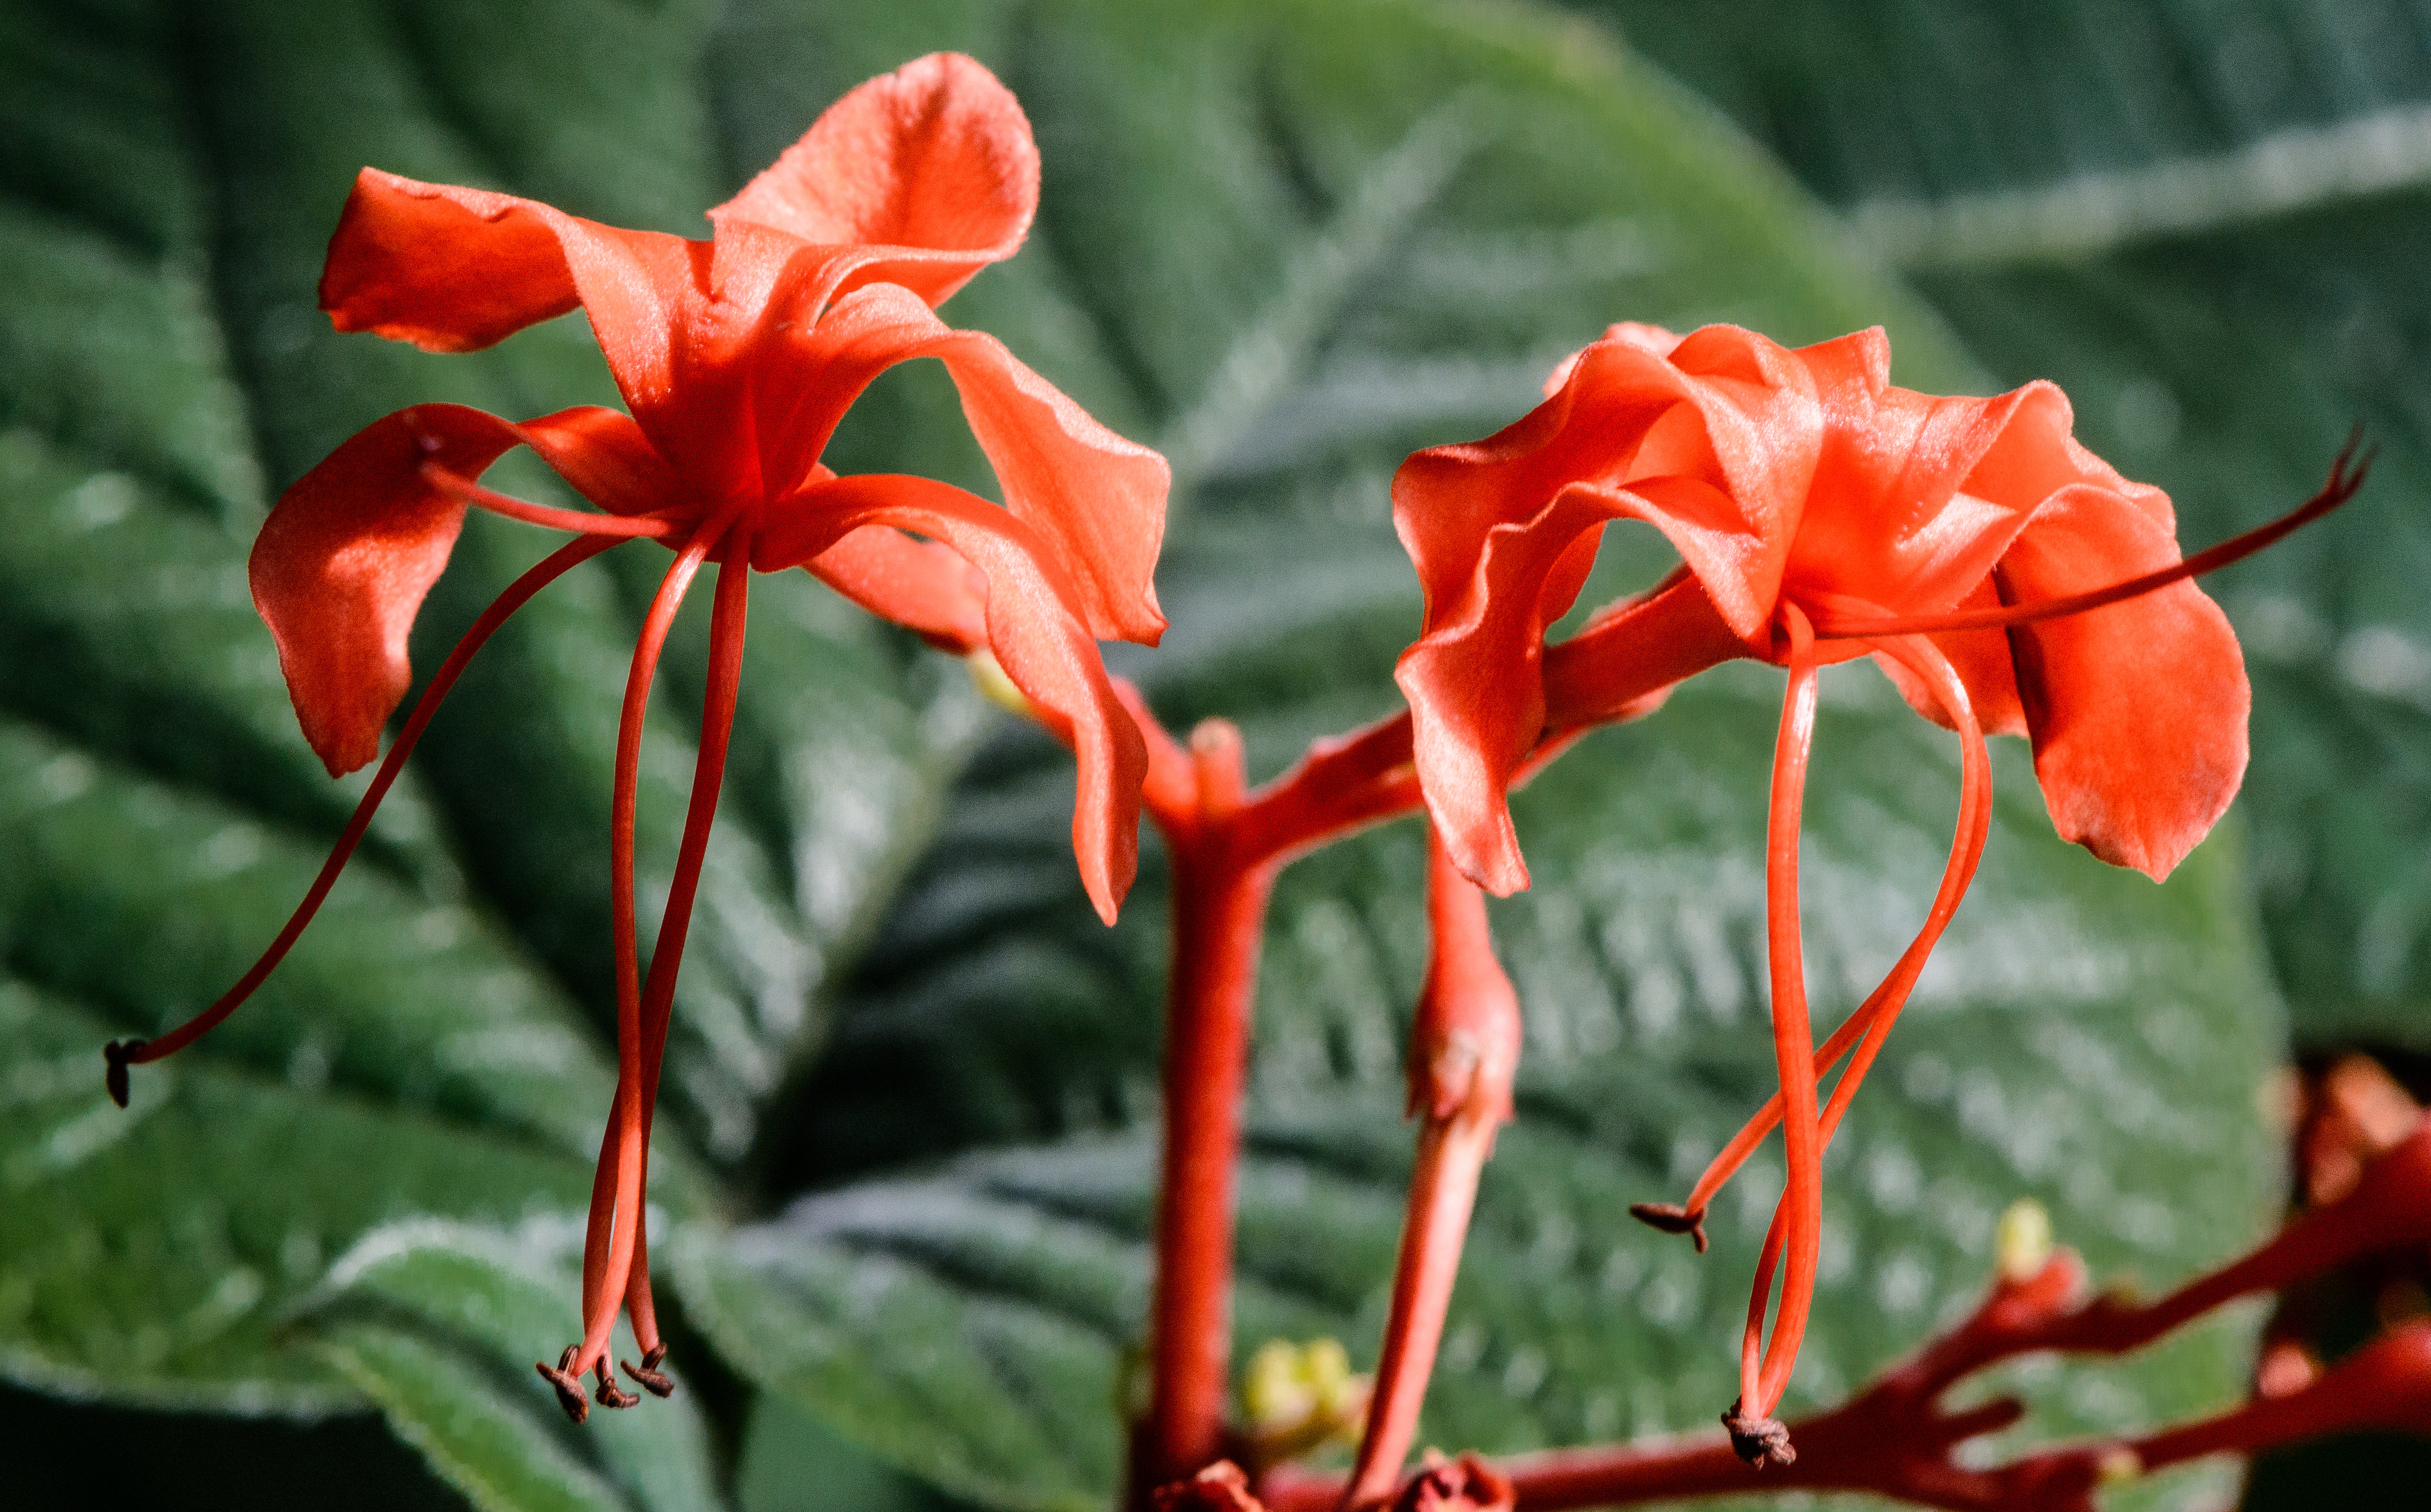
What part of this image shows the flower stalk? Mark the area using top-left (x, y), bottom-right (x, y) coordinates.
top-left (1135, 710), bottom-right (1281, 1492)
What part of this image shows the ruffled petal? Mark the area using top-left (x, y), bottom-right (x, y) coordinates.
top-left (250, 403), bottom-right (669, 775)
top-left (1998, 483), bottom-right (2249, 879)
top-left (708, 52), bottom-right (1038, 310)
top-left (512, 405), bottom-right (685, 516)
top-left (1536, 321), bottom-right (1683, 397)
top-left (1397, 486), bottom-right (1630, 893)
top-left (1396, 325), bottom-right (1820, 651)
top-left (321, 169), bottom-right (699, 420)
top-left (1786, 333), bottom-right (2045, 614)
top-left (1964, 379), bottom-right (2176, 532)
top-left (804, 523), bottom-right (989, 653)
top-left (761, 282), bottom-right (1167, 642)
top-left (755, 474), bottom-right (1145, 922)
top-left (1867, 579), bottom-right (2028, 739)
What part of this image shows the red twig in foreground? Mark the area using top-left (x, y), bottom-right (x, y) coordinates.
top-left (1256, 1118), bottom-right (2431, 1512)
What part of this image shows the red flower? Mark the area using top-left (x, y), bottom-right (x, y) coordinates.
top-left (103, 54), bottom-right (1168, 1418)
top-left (1392, 319), bottom-right (2360, 1451)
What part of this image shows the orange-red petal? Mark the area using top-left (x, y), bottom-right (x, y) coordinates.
top-left (1869, 578), bottom-right (2029, 740)
top-left (1390, 325), bottom-right (1819, 888)
top-left (765, 282), bottom-right (1168, 643)
top-left (1395, 485), bottom-right (1632, 893)
top-left (756, 474), bottom-right (1145, 922)
top-left (1785, 332), bottom-right (2045, 613)
top-left (321, 169), bottom-right (700, 419)
top-left (250, 403), bottom-right (668, 775)
top-left (1998, 483), bottom-right (2249, 879)
top-left (804, 524), bottom-right (989, 654)
top-left (708, 53), bottom-right (1038, 310)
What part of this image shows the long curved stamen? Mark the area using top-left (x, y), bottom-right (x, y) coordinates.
top-left (1809, 434), bottom-right (2371, 641)
top-left (423, 461), bottom-right (678, 539)
top-left (1634, 634), bottom-right (1993, 1243)
top-left (561, 526), bottom-right (720, 1400)
top-left (1739, 1202), bottom-right (1785, 1413)
top-left (1748, 603), bottom-right (1822, 1428)
top-left (1804, 636), bottom-right (1990, 1144)
top-left (619, 525), bottom-right (753, 1395)
top-left (104, 535), bottom-right (620, 1104)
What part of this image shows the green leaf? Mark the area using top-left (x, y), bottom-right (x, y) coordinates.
top-left (686, 2), bottom-right (2286, 1509)
top-left (737, 1392), bottom-right (972, 1512)
top-left (311, 1225), bottom-right (726, 1512)
top-left (1578, 0), bottom-right (2431, 1051)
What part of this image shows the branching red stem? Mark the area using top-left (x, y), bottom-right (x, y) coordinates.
top-left (1263, 1117), bottom-right (2431, 1512)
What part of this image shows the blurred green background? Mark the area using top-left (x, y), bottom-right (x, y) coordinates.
top-left (3, 0), bottom-right (2424, 1508)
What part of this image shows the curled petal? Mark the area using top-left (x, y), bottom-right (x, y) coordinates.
top-left (709, 52), bottom-right (1038, 309)
top-left (321, 169), bottom-right (697, 416)
top-left (1396, 486), bottom-right (1625, 893)
top-left (250, 403), bottom-right (669, 774)
top-left (1397, 324), bottom-right (1820, 651)
top-left (1869, 579), bottom-right (2028, 739)
top-left (1539, 320), bottom-right (1686, 397)
top-left (758, 474), bottom-right (1145, 922)
top-left (1999, 484), bottom-right (2248, 879)
top-left (805, 523), bottom-right (989, 654)
top-left (1787, 333), bottom-right (2048, 612)
top-left (767, 282), bottom-right (1168, 642)
top-left (1390, 323), bottom-right (1823, 889)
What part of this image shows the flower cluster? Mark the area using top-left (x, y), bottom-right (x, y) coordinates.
top-left (108, 47), bottom-right (2394, 1511)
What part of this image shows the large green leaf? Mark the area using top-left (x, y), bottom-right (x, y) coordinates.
top-left (684, 3), bottom-right (2286, 1512)
top-left (2, 0), bottom-right (2302, 1507)
top-left (308, 1224), bottom-right (726, 1512)
top-left (1583, 0), bottom-right (2431, 1051)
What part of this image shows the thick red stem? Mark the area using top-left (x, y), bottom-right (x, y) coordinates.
top-left (1138, 717), bottom-right (1278, 1495)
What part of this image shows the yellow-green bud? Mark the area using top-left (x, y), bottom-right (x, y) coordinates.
top-left (966, 649), bottom-right (1033, 717)
top-left (1995, 1198), bottom-right (2053, 1285)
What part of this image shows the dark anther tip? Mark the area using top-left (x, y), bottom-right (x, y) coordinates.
top-left (594, 1373), bottom-right (640, 1410)
top-left (622, 1344), bottom-right (675, 1398)
top-left (1721, 1407), bottom-right (1795, 1470)
top-left (1629, 1202), bottom-right (1708, 1253)
top-left (103, 1040), bottom-right (144, 1108)
top-left (537, 1351), bottom-right (590, 1424)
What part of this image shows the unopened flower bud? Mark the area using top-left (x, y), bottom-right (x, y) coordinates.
top-left (2096, 1446), bottom-right (2142, 1485)
top-left (966, 648), bottom-right (1033, 717)
top-left (1995, 1198), bottom-right (2053, 1285)
top-left (1242, 1337), bottom-right (1369, 1464)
